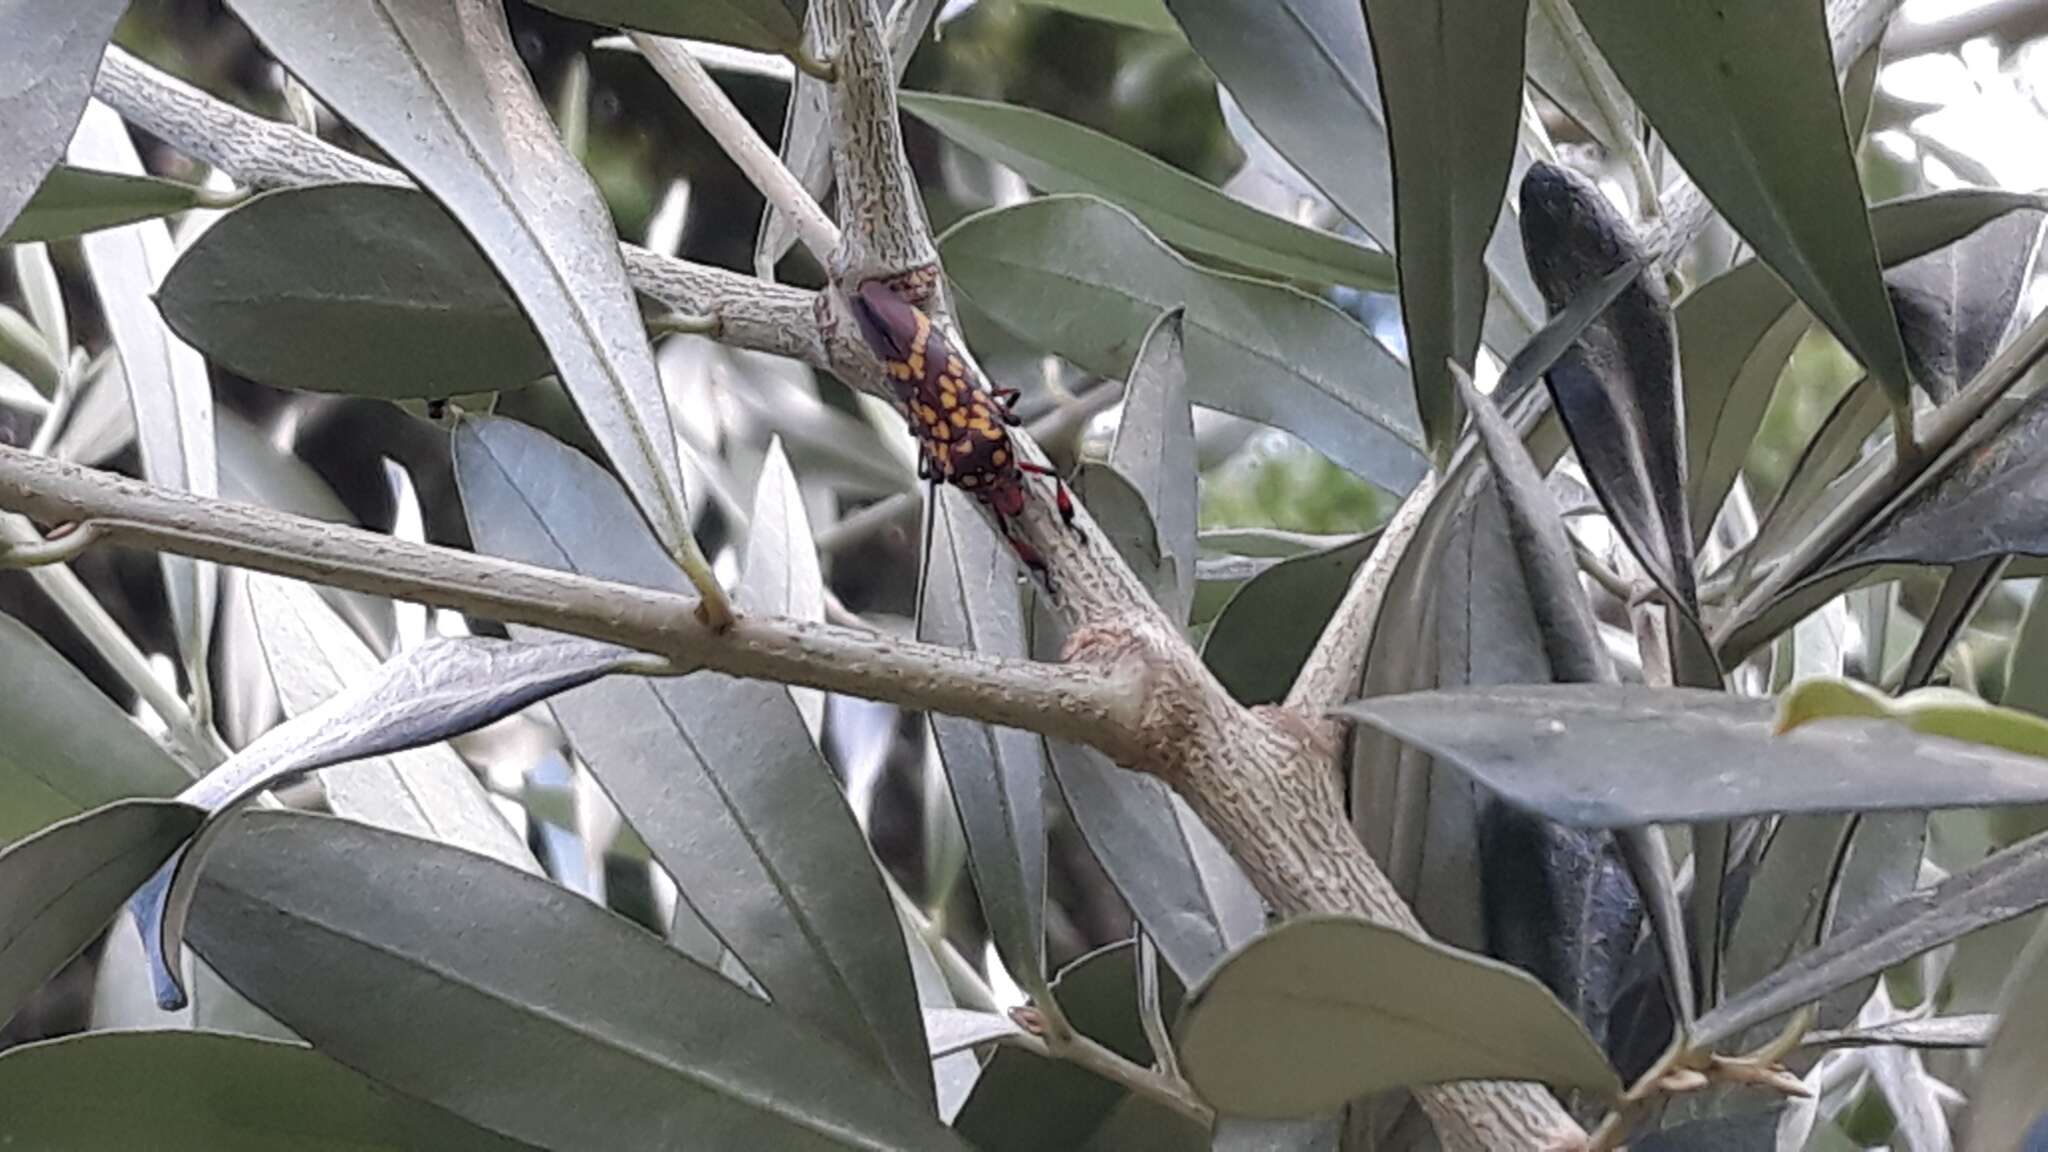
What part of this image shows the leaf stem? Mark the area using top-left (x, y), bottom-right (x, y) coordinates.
top-left (632, 32), bottom-right (842, 264)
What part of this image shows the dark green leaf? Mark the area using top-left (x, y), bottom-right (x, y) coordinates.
top-left (190, 811), bottom-right (966, 1150)
top-left (1164, 0), bottom-right (1390, 243)
top-left (1519, 162), bottom-right (1706, 678)
top-left (141, 628), bottom-right (606, 1009)
top-left (0, 613), bottom-right (193, 844)
top-left (1203, 533), bottom-right (1378, 705)
top-left (902, 94), bottom-right (1393, 292)
top-left (1570, 0), bottom-right (1916, 411)
top-left (0, 1030), bottom-right (532, 1151)
top-left (0, 1), bottom-right (130, 237)
top-left (1071, 463), bottom-right (1175, 611)
top-left (919, 491), bottom-right (1049, 996)
top-left (957, 942), bottom-right (1192, 1149)
top-left (3, 165), bottom-right (207, 243)
top-left (226, 0), bottom-right (693, 559)
top-left (528, 0), bottom-right (803, 53)
top-left (941, 195), bottom-right (1426, 494)
top-left (1685, 190), bottom-right (2045, 539)
top-left (1363, 0), bottom-right (1527, 456)
top-left (454, 415), bottom-right (929, 1104)
top-left (1964, 921), bottom-right (2048, 1152)
top-left (1108, 307), bottom-right (1198, 621)
top-left (159, 184), bottom-right (550, 399)
top-left (1341, 684), bottom-right (2048, 826)
top-left (1178, 914), bottom-right (1619, 1115)
top-left (1696, 826), bottom-right (2048, 1048)
top-left (1043, 741), bottom-right (1262, 984)
top-left (0, 801), bottom-right (200, 1028)
top-left (1524, 1), bottom-right (1638, 159)
top-left (1887, 208), bottom-right (2043, 402)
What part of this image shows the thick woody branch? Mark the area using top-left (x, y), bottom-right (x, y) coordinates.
top-left (0, 446), bottom-right (1147, 755)
top-left (816, 0), bottom-right (937, 282)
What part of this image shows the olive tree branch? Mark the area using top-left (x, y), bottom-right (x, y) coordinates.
top-left (628, 32), bottom-right (842, 262)
top-left (0, 445), bottom-right (1148, 755)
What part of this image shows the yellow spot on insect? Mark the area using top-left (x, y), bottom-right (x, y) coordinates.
top-left (950, 409), bottom-right (968, 428)
top-left (960, 474), bottom-right (978, 489)
top-left (992, 449), bottom-right (1008, 465)
top-left (987, 426), bottom-right (1006, 441)
top-left (939, 390), bottom-right (958, 409)
top-left (948, 357), bottom-right (964, 376)
top-left (908, 353), bottom-right (925, 377)
top-left (889, 362), bottom-right (912, 381)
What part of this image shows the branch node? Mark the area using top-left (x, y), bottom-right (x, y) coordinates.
top-left (789, 45), bottom-right (837, 82)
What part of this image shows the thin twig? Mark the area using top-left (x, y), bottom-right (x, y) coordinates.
top-left (631, 32), bottom-right (842, 262)
top-left (0, 446), bottom-right (1148, 755)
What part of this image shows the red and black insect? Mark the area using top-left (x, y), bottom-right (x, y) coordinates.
top-left (847, 278), bottom-right (1076, 591)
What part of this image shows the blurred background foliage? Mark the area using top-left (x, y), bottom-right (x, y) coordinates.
top-left (7, 0), bottom-right (2048, 1074)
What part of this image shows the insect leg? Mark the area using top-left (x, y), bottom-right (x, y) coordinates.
top-left (991, 387), bottom-right (1023, 424)
top-left (1016, 461), bottom-right (1077, 531)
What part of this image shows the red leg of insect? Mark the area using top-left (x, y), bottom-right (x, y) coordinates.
top-left (1016, 461), bottom-right (1076, 531)
top-left (997, 511), bottom-right (1058, 598)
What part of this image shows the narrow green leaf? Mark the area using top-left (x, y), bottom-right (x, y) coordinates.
top-left (0, 1031), bottom-right (532, 1151)
top-left (1362, 0), bottom-right (1528, 456)
top-left (158, 184), bottom-right (551, 399)
top-left (226, 0), bottom-right (694, 563)
top-left (528, 0), bottom-right (804, 53)
top-left (0, 1), bottom-right (130, 236)
top-left (1202, 533), bottom-right (1378, 706)
top-left (1341, 683), bottom-right (2048, 827)
top-left (1965, 920), bottom-right (2048, 1152)
top-left (941, 195), bottom-right (1426, 494)
top-left (190, 811), bottom-right (968, 1151)
top-left (3, 165), bottom-right (207, 243)
top-left (742, 438), bottom-right (828, 733)
top-left (454, 416), bottom-right (930, 1105)
top-left (1178, 914), bottom-right (1620, 1115)
top-left (919, 491), bottom-right (1050, 997)
top-left (70, 101), bottom-right (219, 685)
top-left (901, 93), bottom-right (1394, 292)
top-left (0, 800), bottom-right (201, 1027)
top-left (1570, 0), bottom-right (1916, 411)
top-left (1107, 308), bottom-right (1198, 621)
top-left (1696, 826), bottom-right (2048, 1048)
top-left (0, 613), bottom-right (193, 844)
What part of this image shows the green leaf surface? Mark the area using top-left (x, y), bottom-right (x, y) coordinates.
top-left (1341, 684), bottom-right (2048, 827)
top-left (158, 184), bottom-right (551, 399)
top-left (0, 800), bottom-right (201, 1028)
top-left (1106, 307), bottom-right (1198, 620)
top-left (1696, 825), bottom-right (2048, 1048)
top-left (1524, 0), bottom-right (1638, 159)
top-left (1362, 0), bottom-right (1528, 456)
top-left (454, 415), bottom-right (930, 1104)
top-left (3, 165), bottom-right (207, 243)
top-left (69, 101), bottom-right (219, 682)
top-left (1043, 741), bottom-right (1263, 984)
top-left (941, 194), bottom-right (1426, 494)
top-left (226, 0), bottom-right (693, 561)
top-left (901, 93), bottom-right (1393, 293)
top-left (1178, 914), bottom-right (1619, 1115)
top-left (0, 1030), bottom-right (532, 1151)
top-left (742, 438), bottom-right (829, 733)
top-left (919, 491), bottom-right (1050, 997)
top-left (528, 0), bottom-right (804, 53)
top-left (957, 943), bottom-right (1194, 1148)
top-left (1570, 0), bottom-right (1916, 411)
top-left (0, 613), bottom-right (193, 844)
top-left (1203, 532), bottom-right (1378, 706)
top-left (1684, 190), bottom-right (2045, 535)
top-left (189, 811), bottom-right (967, 1151)
top-left (1965, 920), bottom-right (2048, 1152)
top-left (0, 1), bottom-right (130, 237)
